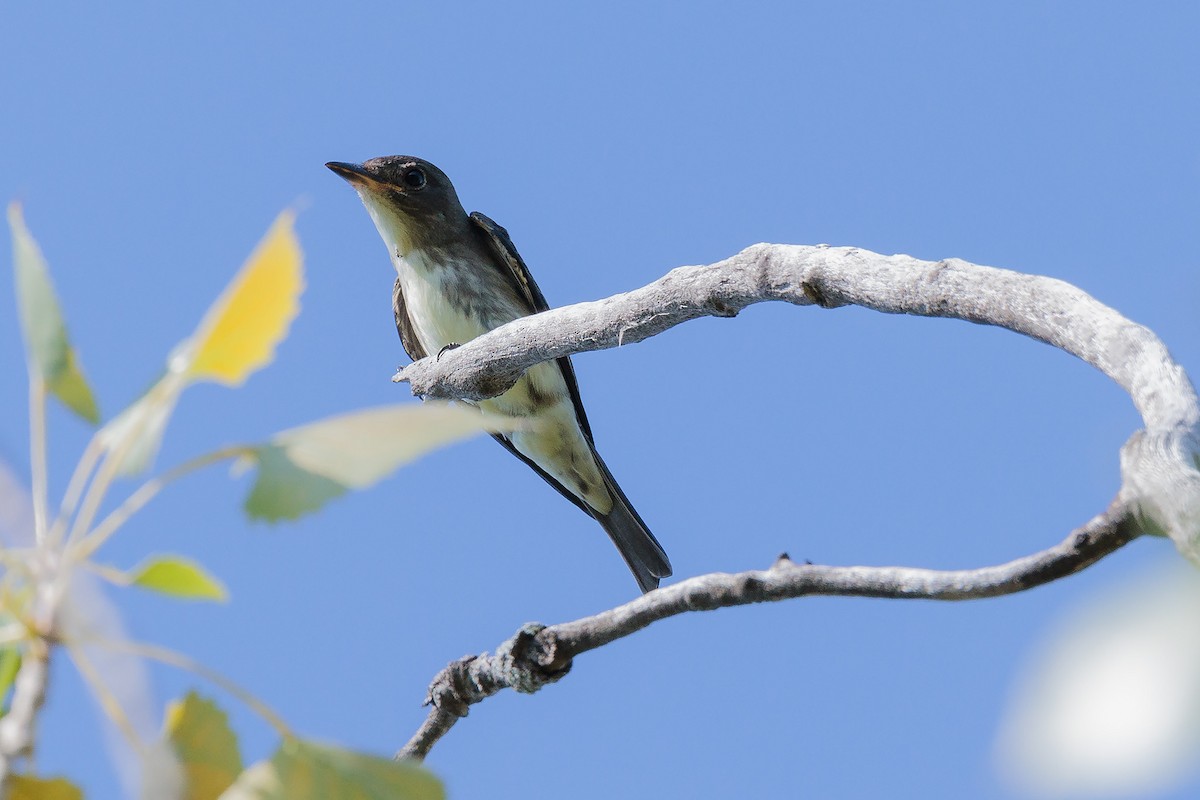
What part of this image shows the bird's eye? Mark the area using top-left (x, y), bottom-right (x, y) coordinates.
top-left (403, 168), bottom-right (427, 189)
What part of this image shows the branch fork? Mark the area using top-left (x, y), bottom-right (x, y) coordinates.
top-left (391, 242), bottom-right (1200, 761)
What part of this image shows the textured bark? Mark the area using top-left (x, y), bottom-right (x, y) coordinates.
top-left (398, 503), bottom-right (1138, 761)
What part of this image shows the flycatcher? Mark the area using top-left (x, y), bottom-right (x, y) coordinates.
top-left (327, 156), bottom-right (672, 593)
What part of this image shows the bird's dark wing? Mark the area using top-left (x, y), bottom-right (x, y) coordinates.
top-left (392, 276), bottom-right (427, 361)
top-left (470, 214), bottom-right (670, 592)
top-left (469, 211), bottom-right (594, 443)
top-left (469, 211), bottom-right (552, 313)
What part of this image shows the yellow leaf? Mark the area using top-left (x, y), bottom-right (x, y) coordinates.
top-left (220, 738), bottom-right (443, 800)
top-left (96, 211), bottom-right (302, 475)
top-left (8, 774), bottom-right (83, 800)
top-left (166, 692), bottom-right (243, 800)
top-left (186, 212), bottom-right (303, 385)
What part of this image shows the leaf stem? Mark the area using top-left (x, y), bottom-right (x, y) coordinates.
top-left (48, 433), bottom-right (104, 547)
top-left (65, 378), bottom-right (177, 550)
top-left (28, 376), bottom-right (48, 545)
top-left (94, 636), bottom-right (293, 738)
top-left (70, 445), bottom-right (249, 562)
top-left (66, 643), bottom-right (143, 750)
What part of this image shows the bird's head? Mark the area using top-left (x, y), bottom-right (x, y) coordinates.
top-left (326, 156), bottom-right (467, 255)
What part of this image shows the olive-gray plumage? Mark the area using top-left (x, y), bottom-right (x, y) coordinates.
top-left (327, 156), bottom-right (671, 593)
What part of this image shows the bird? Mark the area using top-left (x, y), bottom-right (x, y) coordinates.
top-left (326, 156), bottom-right (672, 593)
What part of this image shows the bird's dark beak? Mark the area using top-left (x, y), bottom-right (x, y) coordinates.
top-left (325, 161), bottom-right (375, 186)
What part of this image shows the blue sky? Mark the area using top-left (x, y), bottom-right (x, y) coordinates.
top-left (2, 2), bottom-right (1199, 797)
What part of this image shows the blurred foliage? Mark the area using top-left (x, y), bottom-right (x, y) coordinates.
top-left (1, 206), bottom-right (496, 798)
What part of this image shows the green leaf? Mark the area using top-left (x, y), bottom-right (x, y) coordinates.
top-left (0, 646), bottom-right (21, 713)
top-left (219, 739), bottom-right (443, 800)
top-left (239, 403), bottom-right (522, 521)
top-left (166, 692), bottom-right (243, 800)
top-left (8, 203), bottom-right (100, 423)
top-left (8, 775), bottom-right (83, 800)
top-left (130, 556), bottom-right (228, 602)
top-left (241, 445), bottom-right (347, 521)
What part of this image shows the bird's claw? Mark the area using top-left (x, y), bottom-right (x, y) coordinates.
top-left (437, 343), bottom-right (461, 361)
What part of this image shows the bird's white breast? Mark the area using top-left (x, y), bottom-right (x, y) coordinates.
top-left (393, 249), bottom-right (492, 355)
top-left (356, 189), bottom-right (610, 510)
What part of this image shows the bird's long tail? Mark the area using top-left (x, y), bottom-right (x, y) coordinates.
top-left (591, 450), bottom-right (672, 594)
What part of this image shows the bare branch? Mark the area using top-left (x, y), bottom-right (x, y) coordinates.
top-left (395, 244), bottom-right (1200, 559)
top-left (392, 244), bottom-right (1200, 762)
top-left (398, 502), bottom-right (1139, 761)
top-left (0, 639), bottom-right (49, 788)
top-left (394, 244), bottom-right (1196, 431)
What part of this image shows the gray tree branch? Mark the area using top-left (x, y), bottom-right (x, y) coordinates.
top-left (0, 632), bottom-right (49, 789)
top-left (398, 501), bottom-right (1139, 761)
top-left (392, 243), bottom-right (1200, 761)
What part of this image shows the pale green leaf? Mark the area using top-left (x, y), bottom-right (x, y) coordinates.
top-left (97, 373), bottom-right (183, 475)
top-left (241, 445), bottom-right (346, 521)
top-left (8, 203), bottom-right (99, 423)
top-left (130, 556), bottom-right (228, 602)
top-left (219, 739), bottom-right (443, 800)
top-left (272, 403), bottom-right (520, 488)
top-left (166, 692), bottom-right (243, 800)
top-left (8, 775), bottom-right (83, 800)
top-left (239, 403), bottom-right (522, 521)
top-left (0, 646), bottom-right (21, 713)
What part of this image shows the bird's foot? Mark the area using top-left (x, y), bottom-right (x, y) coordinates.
top-left (436, 343), bottom-right (461, 361)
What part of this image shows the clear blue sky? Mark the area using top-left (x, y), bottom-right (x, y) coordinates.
top-left (2, 2), bottom-right (1199, 798)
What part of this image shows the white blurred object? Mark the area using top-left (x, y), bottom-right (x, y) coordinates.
top-left (0, 456), bottom-right (36, 548)
top-left (996, 563), bottom-right (1200, 797)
